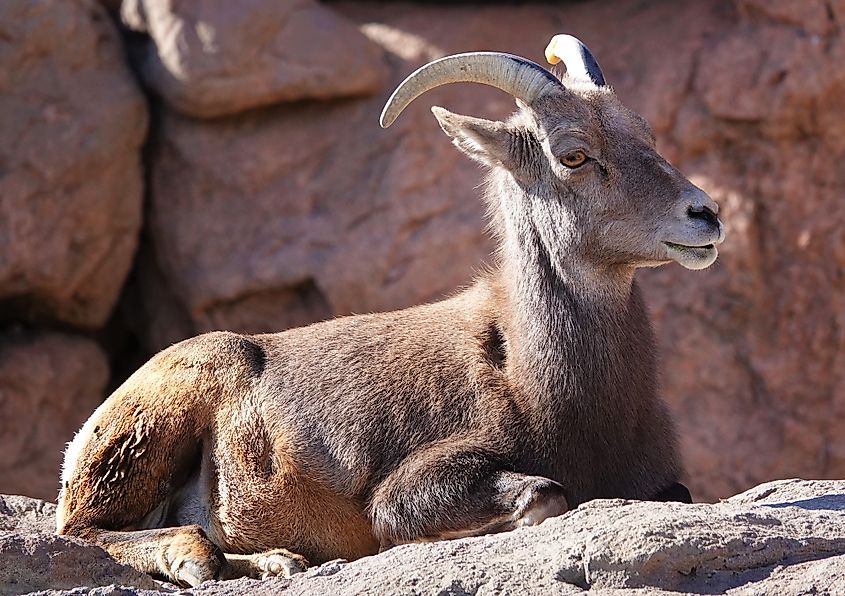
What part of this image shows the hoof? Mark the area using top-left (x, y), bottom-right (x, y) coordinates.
top-left (174, 558), bottom-right (219, 587)
top-left (253, 548), bottom-right (309, 579)
top-left (162, 526), bottom-right (222, 587)
top-left (652, 482), bottom-right (693, 504)
top-left (514, 479), bottom-right (569, 527)
top-left (159, 526), bottom-right (223, 588)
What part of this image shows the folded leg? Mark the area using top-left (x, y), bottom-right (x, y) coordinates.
top-left (369, 438), bottom-right (568, 548)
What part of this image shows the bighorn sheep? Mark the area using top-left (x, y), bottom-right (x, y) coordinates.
top-left (57, 35), bottom-right (724, 586)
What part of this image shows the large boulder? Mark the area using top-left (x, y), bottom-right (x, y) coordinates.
top-left (636, 0), bottom-right (845, 500)
top-left (0, 0), bottom-right (147, 329)
top-left (122, 0), bottom-right (389, 118)
top-left (139, 3), bottom-right (569, 347)
top-left (137, 0), bottom-right (845, 502)
top-left (0, 331), bottom-right (109, 501)
top-left (143, 96), bottom-right (496, 342)
top-left (2, 479), bottom-right (844, 594)
top-left (271, 479), bottom-right (845, 595)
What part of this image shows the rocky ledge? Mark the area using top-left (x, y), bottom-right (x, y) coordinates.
top-left (2, 479), bottom-right (843, 595)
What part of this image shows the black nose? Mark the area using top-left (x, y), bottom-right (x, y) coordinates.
top-left (687, 205), bottom-right (719, 228)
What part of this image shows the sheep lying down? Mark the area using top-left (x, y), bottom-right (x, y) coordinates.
top-left (57, 34), bottom-right (722, 586)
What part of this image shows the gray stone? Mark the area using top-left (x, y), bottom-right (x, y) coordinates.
top-left (0, 495), bottom-right (57, 534)
top-left (7, 479), bottom-right (845, 594)
top-left (0, 532), bottom-right (161, 595)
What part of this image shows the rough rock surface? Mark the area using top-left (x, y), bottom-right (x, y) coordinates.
top-left (122, 0), bottom-right (388, 118)
top-left (0, 495), bottom-right (56, 535)
top-left (270, 479), bottom-right (845, 595)
top-left (137, 0), bottom-right (845, 502)
top-left (634, 0), bottom-right (845, 501)
top-left (143, 96), bottom-right (496, 343)
top-left (140, 3), bottom-right (565, 346)
top-left (0, 331), bottom-right (109, 501)
top-left (0, 0), bottom-right (147, 328)
top-left (0, 494), bottom-right (160, 595)
top-left (2, 479), bottom-right (844, 594)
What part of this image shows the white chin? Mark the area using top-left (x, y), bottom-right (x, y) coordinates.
top-left (668, 245), bottom-right (718, 270)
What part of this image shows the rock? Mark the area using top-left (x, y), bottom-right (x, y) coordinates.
top-left (636, 0), bottom-right (845, 501)
top-left (735, 0), bottom-right (837, 37)
top-left (122, 0), bottom-right (388, 118)
top-left (118, 240), bottom-right (198, 356)
top-left (143, 95), bottom-right (495, 343)
top-left (0, 495), bottom-right (56, 534)
top-left (9, 479), bottom-right (843, 595)
top-left (135, 0), bottom-right (845, 503)
top-left (0, 331), bottom-right (109, 501)
top-left (266, 479), bottom-right (845, 595)
top-left (0, 485), bottom-right (161, 595)
top-left (0, 533), bottom-right (161, 595)
top-left (0, 0), bottom-right (147, 329)
top-left (140, 3), bottom-right (576, 349)
top-left (730, 478), bottom-right (845, 508)
top-left (96, 0), bottom-right (121, 17)
top-left (0, 495), bottom-right (163, 594)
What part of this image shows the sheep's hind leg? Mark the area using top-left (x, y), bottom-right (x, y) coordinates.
top-left (73, 527), bottom-right (307, 585)
top-left (220, 548), bottom-right (309, 580)
top-left (369, 439), bottom-right (568, 549)
top-left (75, 525), bottom-right (224, 587)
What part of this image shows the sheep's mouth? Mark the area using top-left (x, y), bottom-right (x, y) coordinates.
top-left (662, 241), bottom-right (718, 270)
top-left (663, 241), bottom-right (715, 252)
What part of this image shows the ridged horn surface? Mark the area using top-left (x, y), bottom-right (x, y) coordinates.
top-left (544, 34), bottom-right (606, 87)
top-left (379, 52), bottom-right (561, 128)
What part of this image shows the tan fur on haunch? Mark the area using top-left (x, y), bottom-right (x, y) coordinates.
top-left (57, 39), bottom-right (724, 587)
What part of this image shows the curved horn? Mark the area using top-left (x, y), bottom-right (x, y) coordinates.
top-left (544, 35), bottom-right (606, 87)
top-left (379, 52), bottom-right (561, 128)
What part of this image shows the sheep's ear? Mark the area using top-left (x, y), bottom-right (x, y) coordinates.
top-left (431, 106), bottom-right (517, 169)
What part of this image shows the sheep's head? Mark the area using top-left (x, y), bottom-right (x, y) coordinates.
top-left (380, 35), bottom-right (724, 273)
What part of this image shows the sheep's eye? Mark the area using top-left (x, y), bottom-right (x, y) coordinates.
top-left (560, 150), bottom-right (588, 168)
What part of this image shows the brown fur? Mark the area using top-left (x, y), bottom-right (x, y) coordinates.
top-left (57, 58), bottom-right (723, 587)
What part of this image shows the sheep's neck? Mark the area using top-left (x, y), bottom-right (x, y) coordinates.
top-left (499, 220), bottom-right (648, 411)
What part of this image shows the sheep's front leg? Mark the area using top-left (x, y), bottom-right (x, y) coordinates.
top-left (369, 439), bottom-right (568, 549)
top-left (652, 482), bottom-right (692, 503)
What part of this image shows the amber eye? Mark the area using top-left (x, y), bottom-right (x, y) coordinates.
top-left (560, 150), bottom-right (588, 168)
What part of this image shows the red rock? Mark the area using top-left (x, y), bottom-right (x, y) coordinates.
top-left (639, 1), bottom-right (845, 500)
top-left (122, 0), bottom-right (389, 118)
top-left (0, 0), bottom-right (147, 328)
top-left (736, 0), bottom-right (837, 36)
top-left (136, 0), bottom-right (845, 503)
top-left (0, 331), bottom-right (108, 501)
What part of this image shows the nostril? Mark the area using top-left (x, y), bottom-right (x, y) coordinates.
top-left (687, 205), bottom-right (719, 227)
